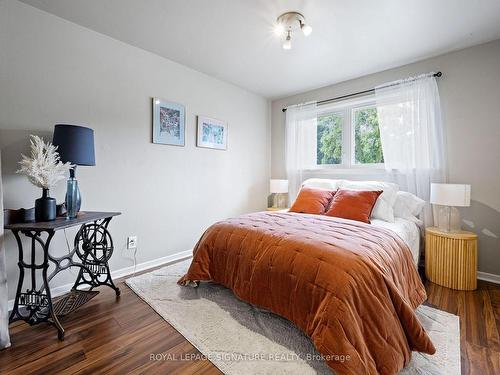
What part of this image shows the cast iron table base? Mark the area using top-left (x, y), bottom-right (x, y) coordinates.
top-left (5, 212), bottom-right (121, 340)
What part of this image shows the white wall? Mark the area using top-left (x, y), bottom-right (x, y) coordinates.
top-left (0, 0), bottom-right (270, 300)
top-left (271, 39), bottom-right (500, 276)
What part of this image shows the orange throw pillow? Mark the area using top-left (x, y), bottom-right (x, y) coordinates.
top-left (324, 189), bottom-right (382, 223)
top-left (289, 187), bottom-right (336, 215)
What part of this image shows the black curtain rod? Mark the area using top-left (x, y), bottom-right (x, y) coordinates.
top-left (282, 71), bottom-right (442, 112)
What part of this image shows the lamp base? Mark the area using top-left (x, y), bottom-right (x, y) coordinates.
top-left (66, 168), bottom-right (81, 219)
top-left (437, 205), bottom-right (462, 232)
top-left (270, 193), bottom-right (288, 209)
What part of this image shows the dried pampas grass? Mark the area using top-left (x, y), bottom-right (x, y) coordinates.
top-left (17, 135), bottom-right (73, 189)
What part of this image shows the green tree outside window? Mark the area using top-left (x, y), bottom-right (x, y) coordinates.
top-left (316, 107), bottom-right (384, 166)
top-left (317, 113), bottom-right (342, 164)
top-left (353, 108), bottom-right (384, 164)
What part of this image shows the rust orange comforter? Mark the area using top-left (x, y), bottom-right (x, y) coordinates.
top-left (178, 212), bottom-right (435, 374)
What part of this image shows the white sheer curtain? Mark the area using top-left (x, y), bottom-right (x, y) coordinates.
top-left (375, 73), bottom-right (446, 225)
top-left (0, 153), bottom-right (10, 349)
top-left (285, 102), bottom-right (318, 201)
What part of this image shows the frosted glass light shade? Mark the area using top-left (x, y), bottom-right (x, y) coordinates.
top-left (430, 183), bottom-right (471, 207)
top-left (301, 24), bottom-right (312, 36)
top-left (282, 38), bottom-right (292, 50)
top-left (270, 179), bottom-right (289, 193)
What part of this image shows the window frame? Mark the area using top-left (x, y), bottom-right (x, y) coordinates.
top-left (310, 95), bottom-right (385, 171)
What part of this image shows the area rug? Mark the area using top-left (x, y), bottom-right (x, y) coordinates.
top-left (126, 259), bottom-right (460, 374)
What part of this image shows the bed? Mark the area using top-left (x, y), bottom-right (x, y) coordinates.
top-left (371, 218), bottom-right (421, 265)
top-left (179, 180), bottom-right (434, 375)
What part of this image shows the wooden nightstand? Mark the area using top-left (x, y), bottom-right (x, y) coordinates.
top-left (425, 227), bottom-right (478, 290)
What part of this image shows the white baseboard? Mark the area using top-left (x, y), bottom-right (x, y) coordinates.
top-left (7, 249), bottom-right (193, 312)
top-left (112, 249), bottom-right (193, 279)
top-left (477, 271), bottom-right (500, 285)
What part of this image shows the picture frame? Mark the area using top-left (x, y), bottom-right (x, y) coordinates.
top-left (152, 98), bottom-right (185, 146)
top-left (196, 116), bottom-right (228, 150)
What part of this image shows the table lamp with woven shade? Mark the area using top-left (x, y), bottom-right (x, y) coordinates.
top-left (430, 183), bottom-right (471, 232)
top-left (52, 124), bottom-right (95, 218)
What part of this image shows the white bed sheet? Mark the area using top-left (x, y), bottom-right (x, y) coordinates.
top-left (371, 218), bottom-right (421, 266)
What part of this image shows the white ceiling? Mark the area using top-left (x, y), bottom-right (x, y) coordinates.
top-left (21, 0), bottom-right (500, 99)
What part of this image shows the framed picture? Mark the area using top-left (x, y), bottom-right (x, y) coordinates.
top-left (152, 98), bottom-right (185, 146)
top-left (196, 116), bottom-right (228, 150)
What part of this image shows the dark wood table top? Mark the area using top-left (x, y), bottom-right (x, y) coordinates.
top-left (4, 211), bottom-right (121, 231)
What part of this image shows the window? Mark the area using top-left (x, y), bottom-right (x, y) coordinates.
top-left (352, 107), bottom-right (384, 165)
top-left (317, 113), bottom-right (342, 165)
top-left (314, 97), bottom-right (384, 169)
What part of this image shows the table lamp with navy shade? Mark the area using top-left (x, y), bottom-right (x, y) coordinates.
top-left (52, 124), bottom-right (95, 219)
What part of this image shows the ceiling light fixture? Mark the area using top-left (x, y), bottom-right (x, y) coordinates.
top-left (283, 31), bottom-right (292, 50)
top-left (274, 11), bottom-right (312, 50)
top-left (301, 23), bottom-right (313, 36)
top-left (274, 23), bottom-right (285, 37)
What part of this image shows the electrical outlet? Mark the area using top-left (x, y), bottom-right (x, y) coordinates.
top-left (127, 236), bottom-right (137, 249)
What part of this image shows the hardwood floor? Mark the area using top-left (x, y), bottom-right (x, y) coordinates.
top-left (0, 274), bottom-right (221, 375)
top-left (425, 279), bottom-right (500, 374)
top-left (1, 270), bottom-right (499, 374)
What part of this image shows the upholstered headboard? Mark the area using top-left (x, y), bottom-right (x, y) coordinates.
top-left (300, 178), bottom-right (425, 224)
top-left (301, 178), bottom-right (343, 191)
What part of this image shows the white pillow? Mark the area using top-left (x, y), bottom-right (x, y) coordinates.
top-left (395, 191), bottom-right (425, 216)
top-left (302, 178), bottom-right (343, 191)
top-left (393, 191), bottom-right (425, 225)
top-left (340, 180), bottom-right (399, 223)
